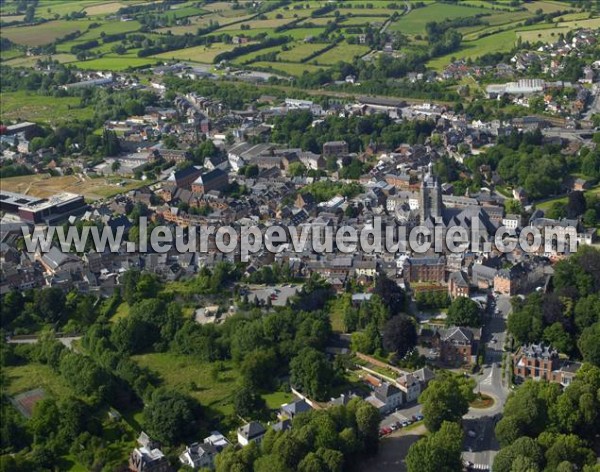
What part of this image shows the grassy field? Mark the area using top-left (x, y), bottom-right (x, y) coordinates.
top-left (277, 42), bottom-right (326, 62)
top-left (1, 20), bottom-right (89, 46)
top-left (390, 2), bottom-right (494, 35)
top-left (132, 352), bottom-right (240, 416)
top-left (427, 29), bottom-right (517, 70)
top-left (73, 54), bottom-right (157, 71)
top-left (522, 0), bottom-right (572, 13)
top-left (153, 42), bottom-right (236, 63)
top-left (252, 61), bottom-right (325, 76)
top-left (536, 185), bottom-right (600, 211)
top-left (232, 45), bottom-right (284, 64)
top-left (311, 43), bottom-right (371, 65)
top-left (4, 363), bottom-right (73, 397)
top-left (83, 2), bottom-right (127, 17)
top-left (3, 53), bottom-right (76, 67)
top-left (0, 174), bottom-right (147, 200)
top-left (340, 16), bottom-right (387, 26)
top-left (1, 90), bottom-right (94, 124)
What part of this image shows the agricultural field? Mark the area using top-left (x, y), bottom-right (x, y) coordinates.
top-left (1, 19), bottom-right (89, 46)
top-left (217, 17), bottom-right (293, 31)
top-left (252, 61), bottom-right (325, 76)
top-left (522, 0), bottom-right (573, 13)
top-left (152, 42), bottom-right (236, 64)
top-left (83, 2), bottom-right (127, 17)
top-left (390, 2), bottom-right (495, 35)
top-left (1, 90), bottom-right (94, 124)
top-left (2, 52), bottom-right (76, 67)
top-left (428, 29), bottom-right (517, 70)
top-left (339, 16), bottom-right (387, 26)
top-left (311, 43), bottom-right (371, 65)
top-left (0, 174), bottom-right (147, 201)
top-left (277, 42), bottom-right (328, 62)
top-left (73, 54), bottom-right (157, 71)
top-left (232, 44), bottom-right (284, 64)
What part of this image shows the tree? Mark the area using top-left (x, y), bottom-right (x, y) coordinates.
top-left (373, 274), bottom-right (405, 316)
top-left (406, 421), bottom-right (463, 472)
top-left (382, 315), bottom-right (417, 357)
top-left (578, 322), bottom-right (600, 367)
top-left (35, 288), bottom-right (67, 324)
top-left (420, 374), bottom-right (475, 432)
top-left (240, 349), bottom-right (278, 391)
top-left (492, 437), bottom-right (543, 472)
top-left (234, 383), bottom-right (266, 419)
top-left (290, 347), bottom-right (334, 401)
top-left (354, 400), bottom-right (380, 455)
top-left (445, 297), bottom-right (480, 327)
top-left (566, 191), bottom-right (586, 218)
top-left (111, 161), bottom-right (121, 173)
top-left (143, 388), bottom-right (196, 445)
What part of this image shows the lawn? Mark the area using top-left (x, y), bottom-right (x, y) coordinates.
top-left (311, 43), bottom-right (371, 65)
top-left (131, 352), bottom-right (240, 416)
top-left (277, 42), bottom-right (326, 62)
top-left (390, 2), bottom-right (494, 35)
top-left (1, 20), bottom-right (90, 46)
top-left (152, 42), bottom-right (236, 64)
top-left (262, 391), bottom-right (295, 409)
top-left (0, 174), bottom-right (147, 200)
top-left (4, 363), bottom-right (73, 398)
top-left (536, 185), bottom-right (600, 211)
top-left (1, 90), bottom-right (94, 124)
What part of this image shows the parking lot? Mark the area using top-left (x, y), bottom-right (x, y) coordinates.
top-left (379, 402), bottom-right (423, 436)
top-left (241, 284), bottom-right (301, 307)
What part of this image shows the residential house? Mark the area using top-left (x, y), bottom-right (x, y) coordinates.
top-left (513, 343), bottom-right (581, 386)
top-left (279, 398), bottom-right (312, 420)
top-left (403, 256), bottom-right (445, 284)
top-left (448, 270), bottom-right (470, 299)
top-left (439, 326), bottom-right (479, 367)
top-left (397, 373), bottom-right (420, 403)
top-left (237, 422), bottom-right (266, 447)
top-left (129, 447), bottom-right (171, 472)
top-left (365, 382), bottom-right (402, 414)
top-left (179, 443), bottom-right (218, 470)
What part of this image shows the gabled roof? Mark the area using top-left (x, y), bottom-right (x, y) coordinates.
top-left (238, 421), bottom-right (266, 440)
top-left (441, 326), bottom-right (474, 343)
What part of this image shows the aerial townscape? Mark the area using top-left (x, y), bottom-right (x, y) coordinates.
top-left (1, 0), bottom-right (600, 471)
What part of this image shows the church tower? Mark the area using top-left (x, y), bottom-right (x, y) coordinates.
top-left (419, 163), bottom-right (443, 222)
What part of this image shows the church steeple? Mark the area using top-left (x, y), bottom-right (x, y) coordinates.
top-left (419, 163), bottom-right (442, 222)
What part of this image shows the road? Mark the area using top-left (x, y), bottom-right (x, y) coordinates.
top-left (462, 294), bottom-right (512, 470)
top-left (7, 335), bottom-right (81, 349)
top-left (362, 424), bottom-right (427, 472)
top-left (583, 84), bottom-right (599, 121)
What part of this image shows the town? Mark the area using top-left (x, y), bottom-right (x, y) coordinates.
top-left (1, 1), bottom-right (600, 472)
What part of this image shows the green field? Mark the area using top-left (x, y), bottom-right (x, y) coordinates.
top-left (73, 54), bottom-right (157, 71)
top-left (1, 90), bottom-right (94, 124)
top-left (1, 19), bottom-right (89, 46)
top-left (428, 29), bottom-right (517, 70)
top-left (232, 44), bottom-right (284, 64)
top-left (4, 363), bottom-right (74, 397)
top-left (311, 43), bottom-right (371, 65)
top-left (132, 352), bottom-right (240, 416)
top-left (518, 17), bottom-right (600, 42)
top-left (3, 53), bottom-right (77, 67)
top-left (252, 61), bottom-right (326, 76)
top-left (277, 42), bottom-right (327, 62)
top-left (390, 2), bottom-right (494, 35)
top-left (153, 42), bottom-right (236, 64)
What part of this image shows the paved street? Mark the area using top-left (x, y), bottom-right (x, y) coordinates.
top-left (462, 295), bottom-right (512, 470)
